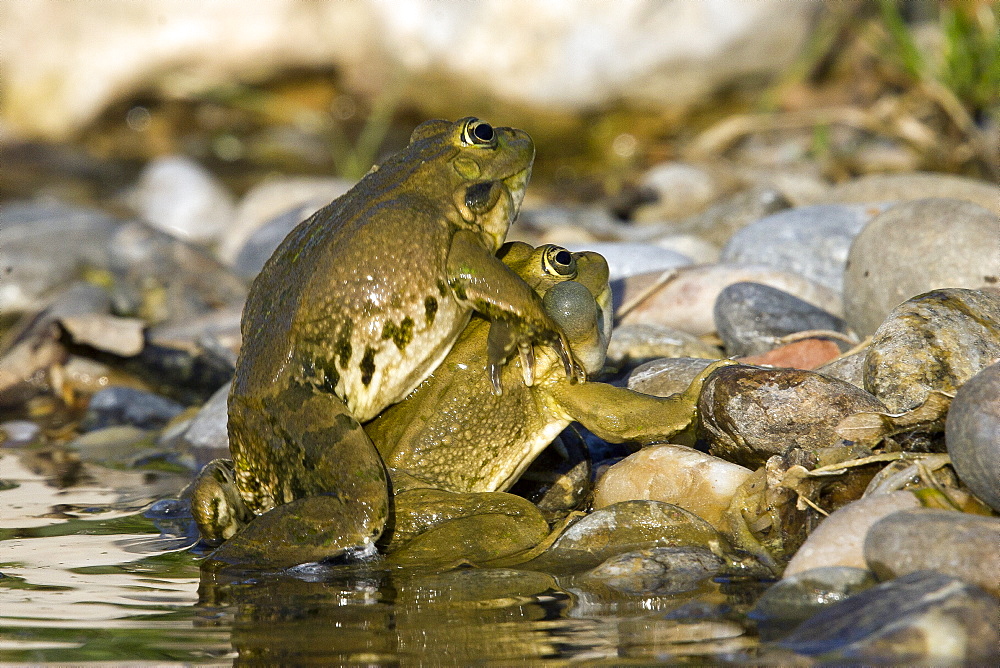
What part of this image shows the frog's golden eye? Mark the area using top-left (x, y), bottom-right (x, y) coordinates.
top-left (463, 119), bottom-right (496, 146)
top-left (542, 245), bottom-right (577, 278)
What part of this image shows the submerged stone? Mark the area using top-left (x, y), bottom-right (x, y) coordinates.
top-left (775, 571), bottom-right (1000, 663)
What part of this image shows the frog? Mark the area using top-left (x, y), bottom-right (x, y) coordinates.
top-left (196, 242), bottom-right (730, 569)
top-left (197, 118), bottom-right (582, 555)
top-left (366, 242), bottom-right (733, 495)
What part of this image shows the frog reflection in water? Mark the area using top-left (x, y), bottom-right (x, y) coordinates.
top-left (192, 118), bottom-right (583, 556)
top-left (196, 243), bottom-right (729, 567)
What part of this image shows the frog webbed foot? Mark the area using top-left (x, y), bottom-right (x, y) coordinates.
top-left (486, 316), bottom-right (584, 395)
top-left (189, 458), bottom-right (253, 546)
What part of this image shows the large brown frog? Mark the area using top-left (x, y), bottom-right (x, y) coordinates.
top-left (201, 118), bottom-right (580, 556)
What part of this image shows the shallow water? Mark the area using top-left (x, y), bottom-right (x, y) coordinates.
top-left (0, 451), bottom-right (767, 664)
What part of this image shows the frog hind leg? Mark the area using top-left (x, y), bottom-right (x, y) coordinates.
top-left (228, 383), bottom-right (390, 560)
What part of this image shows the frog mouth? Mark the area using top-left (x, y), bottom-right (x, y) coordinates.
top-left (503, 165), bottom-right (532, 213)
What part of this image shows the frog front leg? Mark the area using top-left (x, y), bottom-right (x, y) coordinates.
top-left (548, 360), bottom-right (736, 444)
top-left (446, 229), bottom-right (583, 391)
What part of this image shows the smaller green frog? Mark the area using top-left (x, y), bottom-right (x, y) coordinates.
top-left (367, 242), bottom-right (731, 494)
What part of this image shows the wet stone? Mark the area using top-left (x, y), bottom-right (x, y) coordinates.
top-left (844, 198), bottom-right (1000, 336)
top-left (720, 204), bottom-right (889, 294)
top-left (527, 500), bottom-right (728, 574)
top-left (864, 288), bottom-right (1000, 413)
top-left (82, 386), bottom-right (185, 432)
top-left (593, 444), bottom-right (751, 532)
top-left (698, 364), bottom-right (886, 468)
top-left (713, 281), bottom-right (849, 356)
top-left (627, 357), bottom-right (717, 397)
top-left (775, 571), bottom-right (1000, 664)
top-left (581, 546), bottom-right (724, 595)
top-left (864, 508), bottom-right (1000, 597)
top-left (748, 566), bottom-right (877, 640)
top-left (168, 381), bottom-right (231, 469)
top-left (946, 361), bottom-right (1000, 512)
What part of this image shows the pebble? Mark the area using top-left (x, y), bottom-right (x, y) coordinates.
top-left (220, 175), bottom-right (353, 264)
top-left (946, 361), bottom-right (1000, 512)
top-left (125, 155), bottom-right (236, 243)
top-left (230, 203), bottom-right (314, 279)
top-left (0, 420), bottom-right (42, 447)
top-left (565, 241), bottom-right (692, 281)
top-left (843, 198), bottom-right (1000, 336)
top-left (649, 234), bottom-right (720, 264)
top-left (748, 566), bottom-right (877, 640)
top-left (607, 325), bottom-right (721, 375)
top-left (169, 381), bottom-right (231, 469)
top-left (627, 357), bottom-right (717, 397)
top-left (864, 508), bottom-right (1000, 596)
top-left (669, 185), bottom-right (791, 246)
top-left (782, 491), bottom-right (919, 576)
top-left (738, 338), bottom-right (842, 370)
top-left (616, 263), bottom-right (842, 336)
top-left (864, 288), bottom-right (1000, 412)
top-left (775, 571), bottom-right (1000, 663)
top-left (0, 202), bottom-right (118, 314)
top-left (593, 444), bottom-right (752, 532)
top-left (513, 206), bottom-right (628, 245)
top-left (816, 349), bottom-right (866, 388)
top-left (721, 204), bottom-right (890, 294)
top-left (814, 171), bottom-right (1000, 216)
top-left (713, 281), bottom-right (849, 356)
top-left (82, 386), bottom-right (185, 432)
top-left (698, 364), bottom-right (886, 468)
top-left (632, 162), bottom-right (721, 222)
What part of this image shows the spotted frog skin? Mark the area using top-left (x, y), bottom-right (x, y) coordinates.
top-left (204, 118), bottom-right (581, 551)
top-left (367, 242), bottom-right (732, 494)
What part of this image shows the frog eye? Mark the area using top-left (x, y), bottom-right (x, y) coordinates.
top-left (542, 245), bottom-right (577, 278)
top-left (463, 120), bottom-right (496, 146)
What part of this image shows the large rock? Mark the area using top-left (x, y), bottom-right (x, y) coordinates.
top-left (843, 198), bottom-right (1000, 336)
top-left (864, 509), bottom-right (1000, 597)
top-left (720, 204), bottom-right (889, 294)
top-left (1, 0), bottom-right (816, 140)
top-left (814, 172), bottom-right (1000, 216)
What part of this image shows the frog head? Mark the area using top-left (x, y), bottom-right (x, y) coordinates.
top-left (405, 117), bottom-right (535, 251)
top-left (493, 242), bottom-right (612, 378)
